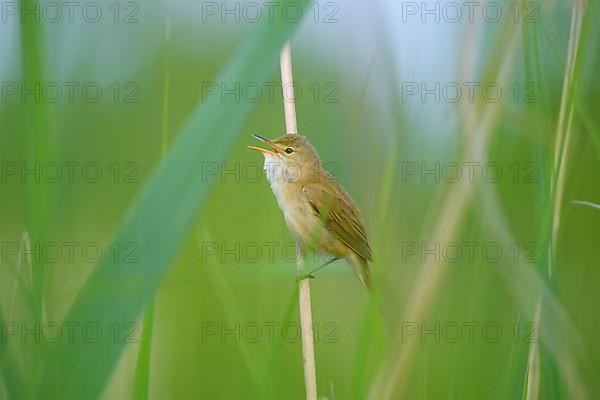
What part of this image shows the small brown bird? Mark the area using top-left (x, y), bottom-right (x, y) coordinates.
top-left (248, 134), bottom-right (373, 291)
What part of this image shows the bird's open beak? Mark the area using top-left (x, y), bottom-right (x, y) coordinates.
top-left (248, 134), bottom-right (278, 155)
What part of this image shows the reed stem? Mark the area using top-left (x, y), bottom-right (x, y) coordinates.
top-left (280, 42), bottom-right (318, 400)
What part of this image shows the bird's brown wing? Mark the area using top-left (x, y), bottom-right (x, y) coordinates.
top-left (302, 178), bottom-right (372, 261)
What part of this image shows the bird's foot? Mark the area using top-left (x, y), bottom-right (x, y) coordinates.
top-left (295, 272), bottom-right (315, 283)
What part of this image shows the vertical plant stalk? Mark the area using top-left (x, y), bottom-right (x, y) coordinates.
top-left (161, 19), bottom-right (172, 155)
top-left (133, 17), bottom-right (172, 400)
top-left (20, 0), bottom-right (55, 324)
top-left (526, 2), bottom-right (586, 399)
top-left (550, 0), bottom-right (584, 274)
top-left (133, 302), bottom-right (154, 400)
top-left (280, 43), bottom-right (318, 400)
top-left (370, 18), bottom-right (521, 400)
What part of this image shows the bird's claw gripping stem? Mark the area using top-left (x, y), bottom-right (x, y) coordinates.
top-left (296, 273), bottom-right (315, 283)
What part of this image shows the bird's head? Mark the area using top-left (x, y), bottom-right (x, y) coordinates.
top-left (249, 133), bottom-right (321, 167)
top-left (248, 134), bottom-right (322, 184)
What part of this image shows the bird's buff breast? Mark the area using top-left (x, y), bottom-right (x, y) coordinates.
top-left (262, 155), bottom-right (338, 252)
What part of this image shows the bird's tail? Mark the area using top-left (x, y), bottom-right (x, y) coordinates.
top-left (352, 255), bottom-right (384, 316)
top-left (349, 253), bottom-right (371, 291)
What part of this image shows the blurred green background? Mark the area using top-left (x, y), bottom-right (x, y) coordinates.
top-left (1, 0), bottom-right (599, 399)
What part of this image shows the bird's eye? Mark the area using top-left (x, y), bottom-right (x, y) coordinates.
top-left (285, 147), bottom-right (294, 154)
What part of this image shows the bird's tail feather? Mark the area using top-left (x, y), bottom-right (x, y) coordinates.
top-left (352, 255), bottom-right (384, 317)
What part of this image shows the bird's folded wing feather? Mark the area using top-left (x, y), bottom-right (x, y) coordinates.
top-left (302, 181), bottom-right (372, 261)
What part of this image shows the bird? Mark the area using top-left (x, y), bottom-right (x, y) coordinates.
top-left (248, 133), bottom-right (373, 292)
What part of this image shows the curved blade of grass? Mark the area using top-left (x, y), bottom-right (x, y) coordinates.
top-left (41, 2), bottom-right (309, 398)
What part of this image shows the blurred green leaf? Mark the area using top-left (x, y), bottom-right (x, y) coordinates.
top-left (41, 2), bottom-right (309, 398)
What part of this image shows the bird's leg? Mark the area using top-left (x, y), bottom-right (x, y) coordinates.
top-left (294, 242), bottom-right (311, 282)
top-left (295, 256), bottom-right (341, 282)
